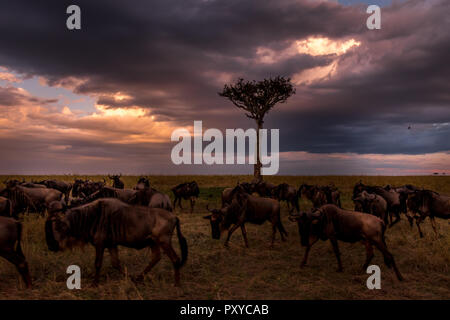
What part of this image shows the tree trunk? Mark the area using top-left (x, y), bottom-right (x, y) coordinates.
top-left (254, 120), bottom-right (263, 180)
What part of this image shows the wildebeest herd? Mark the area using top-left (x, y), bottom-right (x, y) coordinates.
top-left (0, 177), bottom-right (449, 290)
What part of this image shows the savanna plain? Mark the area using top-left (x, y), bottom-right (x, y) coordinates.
top-left (0, 175), bottom-right (449, 300)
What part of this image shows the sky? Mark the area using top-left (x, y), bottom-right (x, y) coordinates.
top-left (0, 0), bottom-right (449, 175)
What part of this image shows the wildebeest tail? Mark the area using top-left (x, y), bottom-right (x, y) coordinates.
top-left (175, 217), bottom-right (188, 267)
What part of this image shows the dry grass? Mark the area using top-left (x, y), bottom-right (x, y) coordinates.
top-left (0, 175), bottom-right (449, 300)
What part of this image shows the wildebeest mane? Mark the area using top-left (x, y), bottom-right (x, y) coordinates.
top-left (65, 200), bottom-right (129, 243)
top-left (7, 187), bottom-right (37, 213)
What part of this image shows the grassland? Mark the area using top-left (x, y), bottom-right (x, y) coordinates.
top-left (0, 175), bottom-right (449, 300)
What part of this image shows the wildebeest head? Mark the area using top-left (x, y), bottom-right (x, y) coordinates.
top-left (203, 205), bottom-right (226, 239)
top-left (289, 210), bottom-right (322, 247)
top-left (272, 183), bottom-right (288, 199)
top-left (298, 184), bottom-right (317, 199)
top-left (135, 177), bottom-right (150, 190)
top-left (239, 182), bottom-right (254, 194)
top-left (407, 190), bottom-right (434, 216)
top-left (45, 201), bottom-right (70, 252)
top-left (72, 179), bottom-right (85, 197)
top-left (352, 181), bottom-right (366, 199)
top-left (109, 174), bottom-right (123, 187)
top-left (352, 191), bottom-right (374, 212)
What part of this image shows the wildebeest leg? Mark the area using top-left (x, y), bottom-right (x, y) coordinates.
top-left (240, 225), bottom-right (249, 248)
top-left (108, 246), bottom-right (123, 274)
top-left (389, 210), bottom-right (401, 227)
top-left (135, 244), bottom-right (161, 282)
top-left (301, 246), bottom-right (311, 267)
top-left (277, 220), bottom-right (287, 242)
top-left (374, 240), bottom-right (403, 281)
top-left (93, 246), bottom-right (105, 286)
top-left (0, 250), bottom-right (32, 288)
top-left (300, 238), bottom-right (318, 267)
top-left (429, 216), bottom-right (438, 236)
top-left (330, 238), bottom-right (343, 272)
top-left (270, 224), bottom-right (277, 248)
top-left (415, 215), bottom-right (425, 238)
top-left (405, 211), bottom-right (414, 228)
top-left (190, 197), bottom-right (195, 214)
top-left (160, 241), bottom-right (183, 286)
top-left (361, 241), bottom-right (374, 272)
top-left (178, 197), bottom-right (183, 209)
top-left (224, 224), bottom-right (240, 247)
top-left (388, 211), bottom-right (393, 225)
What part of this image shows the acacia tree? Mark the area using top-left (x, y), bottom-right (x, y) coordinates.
top-left (219, 76), bottom-right (295, 179)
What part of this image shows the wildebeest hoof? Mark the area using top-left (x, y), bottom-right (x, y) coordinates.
top-left (300, 263), bottom-right (307, 268)
top-left (336, 268), bottom-right (343, 272)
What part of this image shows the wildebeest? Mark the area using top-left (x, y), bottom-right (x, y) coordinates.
top-left (134, 177), bottom-right (150, 190)
top-left (1, 185), bottom-right (61, 216)
top-left (0, 196), bottom-right (14, 218)
top-left (272, 183), bottom-right (299, 213)
top-left (299, 184), bottom-right (341, 208)
top-left (72, 179), bottom-right (105, 198)
top-left (385, 184), bottom-right (419, 226)
top-left (0, 217), bottom-right (32, 288)
top-left (407, 190), bottom-right (450, 238)
top-left (149, 192), bottom-right (173, 212)
top-left (298, 184), bottom-right (327, 208)
top-left (109, 174), bottom-right (124, 189)
top-left (353, 182), bottom-right (402, 227)
top-left (45, 199), bottom-right (188, 286)
top-left (221, 182), bottom-right (253, 207)
top-left (35, 179), bottom-right (73, 202)
top-left (251, 179), bottom-right (276, 197)
top-left (204, 185), bottom-right (287, 248)
top-left (353, 191), bottom-right (388, 224)
top-left (172, 181), bottom-right (199, 213)
top-left (289, 204), bottom-right (403, 281)
top-left (86, 186), bottom-right (138, 204)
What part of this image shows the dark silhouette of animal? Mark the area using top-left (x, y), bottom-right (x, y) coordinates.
top-left (72, 179), bottom-right (105, 198)
top-left (221, 182), bottom-right (253, 207)
top-left (45, 199), bottom-right (188, 286)
top-left (36, 180), bottom-right (73, 202)
top-left (204, 185), bottom-right (287, 248)
top-left (299, 184), bottom-right (341, 208)
top-left (149, 192), bottom-right (173, 212)
top-left (0, 217), bottom-right (32, 288)
top-left (289, 204), bottom-right (403, 281)
top-left (353, 191), bottom-right (388, 224)
top-left (272, 183), bottom-right (299, 212)
top-left (0, 196), bottom-right (14, 218)
top-left (134, 177), bottom-right (150, 190)
top-left (172, 181), bottom-right (199, 213)
top-left (385, 184), bottom-right (419, 226)
top-left (109, 175), bottom-right (124, 189)
top-left (83, 186), bottom-right (139, 204)
top-left (1, 186), bottom-right (61, 216)
top-left (353, 182), bottom-right (402, 227)
top-left (251, 179), bottom-right (276, 197)
top-left (407, 190), bottom-right (450, 238)
top-left (298, 184), bottom-right (328, 208)
top-left (0, 187), bottom-right (36, 217)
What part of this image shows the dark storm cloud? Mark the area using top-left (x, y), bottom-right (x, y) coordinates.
top-left (0, 0), bottom-right (449, 164)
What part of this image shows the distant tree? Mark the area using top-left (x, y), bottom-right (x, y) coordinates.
top-left (219, 76), bottom-right (295, 179)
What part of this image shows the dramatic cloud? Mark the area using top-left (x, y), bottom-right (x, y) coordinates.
top-left (0, 0), bottom-right (448, 174)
